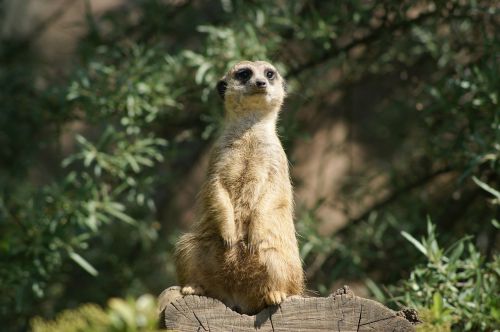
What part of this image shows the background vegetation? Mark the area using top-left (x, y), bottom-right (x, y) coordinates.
top-left (0, 0), bottom-right (498, 331)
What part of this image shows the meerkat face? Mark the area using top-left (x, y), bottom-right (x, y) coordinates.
top-left (216, 61), bottom-right (286, 114)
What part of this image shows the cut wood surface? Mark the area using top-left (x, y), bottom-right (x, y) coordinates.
top-left (158, 285), bottom-right (420, 331)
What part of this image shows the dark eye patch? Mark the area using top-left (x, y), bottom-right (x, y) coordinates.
top-left (234, 68), bottom-right (252, 82)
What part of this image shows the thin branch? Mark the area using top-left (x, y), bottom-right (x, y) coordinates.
top-left (338, 166), bottom-right (453, 235)
top-left (305, 166), bottom-right (455, 282)
top-left (286, 7), bottom-right (448, 78)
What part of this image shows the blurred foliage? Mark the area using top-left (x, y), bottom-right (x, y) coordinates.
top-left (0, 0), bottom-right (498, 331)
top-left (31, 294), bottom-right (159, 332)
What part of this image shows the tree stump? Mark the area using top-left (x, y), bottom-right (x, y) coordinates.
top-left (158, 285), bottom-right (420, 331)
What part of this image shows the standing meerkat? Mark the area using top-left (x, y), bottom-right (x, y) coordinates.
top-left (174, 60), bottom-right (304, 314)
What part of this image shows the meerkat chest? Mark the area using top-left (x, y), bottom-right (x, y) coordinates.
top-left (216, 131), bottom-right (284, 194)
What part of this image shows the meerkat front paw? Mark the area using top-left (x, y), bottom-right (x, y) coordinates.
top-left (247, 230), bottom-right (264, 253)
top-left (264, 291), bottom-right (287, 306)
top-left (220, 222), bottom-right (237, 247)
top-left (222, 234), bottom-right (238, 247)
top-left (181, 284), bottom-right (205, 296)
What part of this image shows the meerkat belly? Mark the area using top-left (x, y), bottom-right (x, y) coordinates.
top-left (219, 141), bottom-right (279, 234)
top-left (224, 155), bottom-right (268, 213)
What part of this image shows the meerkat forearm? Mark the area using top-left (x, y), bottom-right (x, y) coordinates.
top-left (205, 178), bottom-right (236, 245)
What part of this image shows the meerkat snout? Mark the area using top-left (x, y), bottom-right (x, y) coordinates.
top-left (255, 79), bottom-right (267, 89)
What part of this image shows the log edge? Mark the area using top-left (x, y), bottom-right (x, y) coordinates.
top-left (158, 285), bottom-right (420, 331)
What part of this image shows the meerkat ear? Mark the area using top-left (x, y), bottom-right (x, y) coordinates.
top-left (216, 80), bottom-right (227, 100)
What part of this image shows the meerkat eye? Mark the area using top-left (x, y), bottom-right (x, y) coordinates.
top-left (265, 70), bottom-right (275, 80)
top-left (235, 68), bottom-right (252, 82)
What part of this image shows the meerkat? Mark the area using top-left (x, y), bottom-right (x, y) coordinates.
top-left (174, 60), bottom-right (304, 314)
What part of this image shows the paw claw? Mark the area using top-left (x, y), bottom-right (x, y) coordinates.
top-left (181, 285), bottom-right (205, 296)
top-left (264, 291), bottom-right (287, 306)
top-left (221, 226), bottom-right (237, 248)
top-left (223, 237), bottom-right (236, 247)
top-left (222, 232), bottom-right (239, 247)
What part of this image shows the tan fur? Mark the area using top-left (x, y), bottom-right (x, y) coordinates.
top-left (174, 60), bottom-right (304, 314)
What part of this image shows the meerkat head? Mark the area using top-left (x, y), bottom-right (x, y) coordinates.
top-left (216, 61), bottom-right (286, 117)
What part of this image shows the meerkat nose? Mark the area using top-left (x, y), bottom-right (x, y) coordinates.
top-left (255, 80), bottom-right (267, 88)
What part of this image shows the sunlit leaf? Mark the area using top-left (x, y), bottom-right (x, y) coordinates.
top-left (69, 251), bottom-right (98, 276)
top-left (401, 231), bottom-right (427, 256)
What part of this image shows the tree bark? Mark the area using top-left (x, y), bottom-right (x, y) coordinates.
top-left (158, 285), bottom-right (420, 331)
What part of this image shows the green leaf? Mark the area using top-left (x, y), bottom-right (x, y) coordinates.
top-left (124, 153), bottom-right (141, 172)
top-left (101, 204), bottom-right (136, 225)
top-left (108, 298), bottom-right (135, 327)
top-left (492, 219), bottom-right (500, 229)
top-left (472, 176), bottom-right (500, 200)
top-left (365, 278), bottom-right (386, 302)
top-left (432, 292), bottom-right (444, 318)
top-left (195, 62), bottom-right (212, 84)
top-left (69, 251), bottom-right (98, 276)
top-left (300, 241), bottom-right (314, 260)
top-left (448, 241), bottom-right (464, 263)
top-left (401, 231), bottom-right (427, 256)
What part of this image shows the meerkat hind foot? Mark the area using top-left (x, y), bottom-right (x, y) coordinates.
top-left (181, 285), bottom-right (205, 296)
top-left (264, 291), bottom-right (287, 306)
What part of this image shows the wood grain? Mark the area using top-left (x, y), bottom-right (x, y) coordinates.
top-left (158, 286), bottom-right (419, 331)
